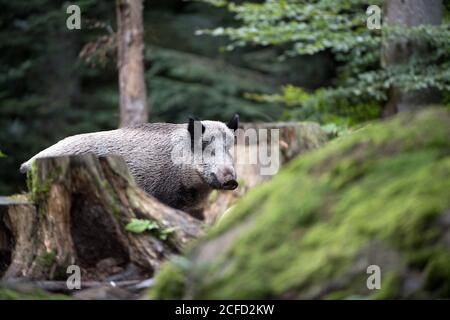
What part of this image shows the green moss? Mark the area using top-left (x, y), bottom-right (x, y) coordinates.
top-left (149, 258), bottom-right (189, 299)
top-left (0, 286), bottom-right (71, 300)
top-left (27, 161), bottom-right (63, 210)
top-left (423, 252), bottom-right (450, 297)
top-left (40, 249), bottom-right (57, 268)
top-left (101, 179), bottom-right (121, 218)
top-left (27, 161), bottom-right (50, 203)
top-left (150, 108), bottom-right (450, 299)
top-left (372, 273), bottom-right (401, 299)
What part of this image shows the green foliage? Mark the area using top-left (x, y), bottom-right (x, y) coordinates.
top-left (146, 46), bottom-right (281, 122)
top-left (150, 108), bottom-right (450, 299)
top-left (126, 218), bottom-right (175, 241)
top-left (248, 85), bottom-right (381, 124)
top-left (199, 0), bottom-right (450, 122)
top-left (320, 123), bottom-right (349, 139)
top-left (159, 227), bottom-right (176, 241)
top-left (126, 218), bottom-right (160, 234)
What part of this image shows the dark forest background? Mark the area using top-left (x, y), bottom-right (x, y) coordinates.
top-left (0, 0), bottom-right (334, 194)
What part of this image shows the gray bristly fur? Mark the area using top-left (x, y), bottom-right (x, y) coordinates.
top-left (20, 120), bottom-right (238, 219)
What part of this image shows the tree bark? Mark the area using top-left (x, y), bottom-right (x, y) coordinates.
top-left (382, 0), bottom-right (443, 116)
top-left (0, 155), bottom-right (201, 281)
top-left (116, 0), bottom-right (148, 127)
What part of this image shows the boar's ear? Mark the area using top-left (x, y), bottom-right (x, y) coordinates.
top-left (188, 117), bottom-right (205, 138)
top-left (227, 113), bottom-right (239, 131)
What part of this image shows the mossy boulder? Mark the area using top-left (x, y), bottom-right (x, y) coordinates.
top-left (150, 108), bottom-right (450, 299)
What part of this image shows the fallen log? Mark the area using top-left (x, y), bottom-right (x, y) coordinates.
top-left (0, 155), bottom-right (202, 282)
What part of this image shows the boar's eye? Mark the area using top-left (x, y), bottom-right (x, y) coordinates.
top-left (202, 136), bottom-right (214, 150)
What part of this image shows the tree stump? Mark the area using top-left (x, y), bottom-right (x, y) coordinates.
top-left (0, 155), bottom-right (201, 282)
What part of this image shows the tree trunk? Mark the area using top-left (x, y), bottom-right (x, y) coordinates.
top-left (0, 155), bottom-right (201, 282)
top-left (116, 0), bottom-right (148, 127)
top-left (382, 0), bottom-right (443, 116)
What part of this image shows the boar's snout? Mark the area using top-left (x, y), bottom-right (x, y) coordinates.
top-left (210, 167), bottom-right (238, 190)
top-left (222, 179), bottom-right (238, 190)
